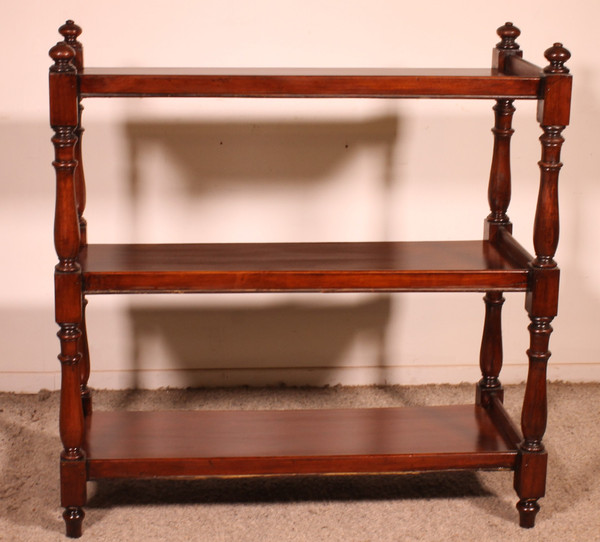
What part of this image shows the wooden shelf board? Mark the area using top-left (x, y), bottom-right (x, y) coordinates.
top-left (79, 68), bottom-right (542, 99)
top-left (85, 404), bottom-right (518, 479)
top-left (80, 240), bottom-right (530, 294)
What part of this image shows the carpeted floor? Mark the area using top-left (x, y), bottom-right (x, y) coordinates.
top-left (1, 382), bottom-right (598, 541)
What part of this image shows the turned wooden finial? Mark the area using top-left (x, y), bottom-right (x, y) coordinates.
top-left (496, 22), bottom-right (521, 50)
top-left (59, 20), bottom-right (82, 44)
top-left (58, 20), bottom-right (83, 71)
top-left (49, 41), bottom-right (76, 73)
top-left (544, 43), bottom-right (571, 74)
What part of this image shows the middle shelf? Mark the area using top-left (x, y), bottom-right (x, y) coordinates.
top-left (80, 240), bottom-right (530, 294)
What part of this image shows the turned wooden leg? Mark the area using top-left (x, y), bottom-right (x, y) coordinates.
top-left (514, 316), bottom-right (552, 528)
top-left (63, 507), bottom-right (85, 538)
top-left (517, 498), bottom-right (540, 528)
top-left (58, 322), bottom-right (87, 538)
top-left (512, 83), bottom-right (568, 524)
top-left (515, 449), bottom-right (547, 528)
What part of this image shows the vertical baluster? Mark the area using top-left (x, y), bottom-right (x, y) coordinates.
top-left (487, 22), bottom-right (519, 240)
top-left (50, 29), bottom-right (86, 538)
top-left (58, 20), bottom-right (91, 416)
top-left (59, 20), bottom-right (87, 245)
top-left (531, 42), bottom-right (571, 269)
top-left (486, 99), bottom-right (515, 235)
top-left (478, 24), bottom-right (519, 407)
top-left (516, 42), bottom-right (571, 528)
top-left (532, 125), bottom-right (564, 268)
top-left (477, 292), bottom-right (505, 406)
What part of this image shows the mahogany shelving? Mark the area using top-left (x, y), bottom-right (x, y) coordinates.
top-left (49, 21), bottom-right (572, 537)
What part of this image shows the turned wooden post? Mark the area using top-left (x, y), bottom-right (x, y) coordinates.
top-left (478, 23), bottom-right (520, 407)
top-left (50, 25), bottom-right (86, 538)
top-left (477, 291), bottom-right (505, 406)
top-left (515, 42), bottom-right (572, 528)
top-left (492, 22), bottom-right (522, 73)
top-left (58, 20), bottom-right (92, 417)
top-left (58, 20), bottom-right (86, 243)
top-left (485, 98), bottom-right (515, 236)
top-left (486, 22), bottom-right (520, 241)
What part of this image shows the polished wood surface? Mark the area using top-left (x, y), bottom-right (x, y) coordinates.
top-left (81, 241), bottom-right (529, 293)
top-left (79, 67), bottom-right (542, 99)
top-left (85, 405), bottom-right (518, 479)
top-left (49, 20), bottom-right (572, 536)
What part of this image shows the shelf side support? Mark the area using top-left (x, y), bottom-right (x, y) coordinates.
top-left (58, 20), bottom-right (92, 417)
top-left (486, 22), bottom-right (520, 240)
top-left (517, 42), bottom-right (572, 529)
top-left (50, 22), bottom-right (87, 538)
top-left (479, 24), bottom-right (520, 408)
top-left (59, 20), bottom-right (87, 246)
top-left (477, 292), bottom-right (505, 406)
top-left (485, 98), bottom-right (515, 241)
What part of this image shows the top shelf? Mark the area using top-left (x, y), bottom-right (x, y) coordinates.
top-left (79, 67), bottom-right (543, 99)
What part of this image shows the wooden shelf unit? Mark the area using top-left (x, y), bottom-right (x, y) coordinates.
top-left (49, 21), bottom-right (572, 538)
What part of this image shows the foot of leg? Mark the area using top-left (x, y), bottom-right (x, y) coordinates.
top-left (63, 506), bottom-right (85, 538)
top-left (517, 498), bottom-right (539, 528)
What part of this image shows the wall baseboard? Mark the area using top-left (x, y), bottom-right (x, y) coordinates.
top-left (2, 363), bottom-right (599, 393)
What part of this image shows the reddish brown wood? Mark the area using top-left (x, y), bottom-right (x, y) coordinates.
top-left (505, 56), bottom-right (544, 77)
top-left (533, 126), bottom-right (565, 268)
top-left (74, 115), bottom-right (87, 246)
top-left (514, 450), bottom-right (548, 527)
top-left (479, 83), bottom-right (516, 408)
top-left (57, 22), bottom-right (88, 246)
top-left (60, 458), bottom-right (86, 537)
top-left (488, 394), bottom-right (522, 448)
top-left (79, 298), bottom-right (91, 417)
top-left (59, 20), bottom-right (83, 71)
top-left (79, 67), bottom-right (542, 99)
top-left (495, 229), bottom-right (533, 268)
top-left (49, 20), bottom-right (572, 536)
top-left (493, 22), bottom-right (523, 73)
top-left (50, 30), bottom-right (87, 539)
top-left (513, 42), bottom-right (571, 528)
top-left (485, 99), bottom-right (515, 240)
top-left (532, 48), bottom-right (571, 274)
top-left (80, 241), bottom-right (529, 294)
top-left (477, 292), bottom-right (505, 406)
top-left (514, 315), bottom-right (553, 528)
top-left (55, 21), bottom-right (91, 416)
top-left (84, 406), bottom-right (518, 479)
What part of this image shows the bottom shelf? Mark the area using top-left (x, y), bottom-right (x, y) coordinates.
top-left (85, 404), bottom-right (519, 479)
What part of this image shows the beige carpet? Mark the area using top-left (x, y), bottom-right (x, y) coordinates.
top-left (1, 382), bottom-right (598, 541)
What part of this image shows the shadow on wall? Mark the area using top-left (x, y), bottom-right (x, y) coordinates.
top-left (127, 296), bottom-right (393, 388)
top-left (124, 115), bottom-right (399, 190)
top-left (121, 115), bottom-right (400, 243)
top-left (115, 115), bottom-right (400, 388)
